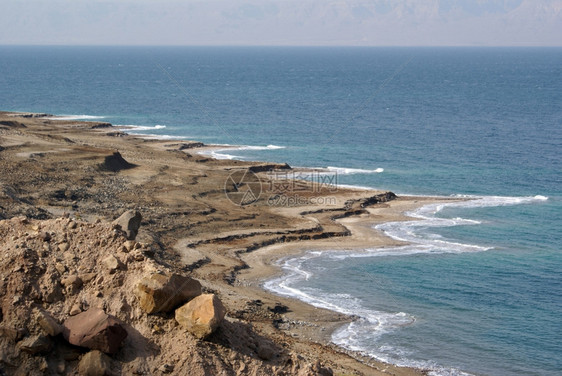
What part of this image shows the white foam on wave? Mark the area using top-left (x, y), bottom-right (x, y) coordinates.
top-left (129, 133), bottom-right (184, 140)
top-left (118, 124), bottom-right (167, 131)
top-left (198, 144), bottom-right (286, 160)
top-left (238, 144), bottom-right (285, 151)
top-left (375, 194), bottom-right (548, 255)
top-left (337, 184), bottom-right (376, 191)
top-left (50, 114), bottom-right (106, 120)
top-left (444, 194), bottom-right (549, 209)
top-left (326, 166), bottom-right (384, 175)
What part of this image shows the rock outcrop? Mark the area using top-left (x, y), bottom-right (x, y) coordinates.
top-left (175, 293), bottom-right (226, 339)
top-left (99, 151), bottom-right (136, 172)
top-left (62, 308), bottom-right (128, 354)
top-left (135, 272), bottom-right (202, 314)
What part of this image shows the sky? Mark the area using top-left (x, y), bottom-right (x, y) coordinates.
top-left (1, 0), bottom-right (561, 46)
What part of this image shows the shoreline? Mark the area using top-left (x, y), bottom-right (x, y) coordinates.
top-left (0, 110), bottom-right (456, 375)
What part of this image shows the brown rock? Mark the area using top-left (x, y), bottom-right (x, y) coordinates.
top-left (0, 326), bottom-right (26, 342)
top-left (78, 350), bottom-right (113, 376)
top-left (62, 274), bottom-right (84, 294)
top-left (55, 262), bottom-right (67, 274)
top-left (257, 344), bottom-right (276, 361)
top-left (102, 255), bottom-right (124, 273)
top-left (61, 275), bottom-right (83, 288)
top-left (62, 308), bottom-right (128, 354)
top-left (37, 309), bottom-right (63, 336)
top-left (135, 273), bottom-right (202, 314)
top-left (40, 231), bottom-right (51, 242)
top-left (69, 303), bottom-right (82, 316)
top-left (122, 240), bottom-right (136, 252)
top-left (17, 334), bottom-right (52, 354)
top-left (58, 242), bottom-right (70, 252)
top-left (80, 272), bottom-right (97, 283)
top-left (175, 293), bottom-right (226, 339)
top-left (112, 210), bottom-right (142, 240)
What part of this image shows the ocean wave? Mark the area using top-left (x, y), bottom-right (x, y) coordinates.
top-left (198, 144), bottom-right (286, 160)
top-left (129, 133), bottom-right (184, 140)
top-left (264, 252), bottom-right (414, 335)
top-left (237, 144), bottom-right (285, 151)
top-left (326, 166), bottom-right (384, 175)
top-left (49, 114), bottom-right (106, 120)
top-left (117, 124), bottom-right (167, 131)
top-left (264, 192), bottom-right (549, 374)
top-left (336, 184), bottom-right (376, 191)
top-left (375, 194), bottom-right (549, 254)
top-left (264, 251), bottom-right (474, 375)
top-left (442, 194), bottom-right (549, 210)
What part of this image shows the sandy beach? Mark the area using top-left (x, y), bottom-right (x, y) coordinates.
top-left (0, 111), bottom-right (456, 375)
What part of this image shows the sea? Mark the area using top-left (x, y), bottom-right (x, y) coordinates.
top-left (1, 46), bottom-right (560, 376)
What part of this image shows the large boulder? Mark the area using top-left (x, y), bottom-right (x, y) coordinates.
top-left (175, 294), bottom-right (226, 339)
top-left (78, 350), bottom-right (113, 376)
top-left (62, 308), bottom-right (127, 354)
top-left (113, 210), bottom-right (142, 240)
top-left (135, 273), bottom-right (202, 314)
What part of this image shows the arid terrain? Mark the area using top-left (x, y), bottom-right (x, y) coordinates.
top-left (0, 111), bottom-right (444, 375)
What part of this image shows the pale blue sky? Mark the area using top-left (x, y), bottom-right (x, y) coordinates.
top-left (1, 0), bottom-right (561, 46)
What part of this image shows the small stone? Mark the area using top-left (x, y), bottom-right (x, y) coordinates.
top-left (40, 231), bottom-right (51, 242)
top-left (159, 364), bottom-right (174, 373)
top-left (0, 326), bottom-right (26, 341)
top-left (18, 334), bottom-right (52, 354)
top-left (37, 309), bottom-right (63, 336)
top-left (151, 325), bottom-right (163, 335)
top-left (69, 303), bottom-right (82, 316)
top-left (122, 240), bottom-right (136, 252)
top-left (56, 360), bottom-right (66, 374)
top-left (58, 242), bottom-right (70, 252)
top-left (59, 343), bottom-right (82, 361)
top-left (131, 251), bottom-right (144, 262)
top-left (39, 358), bottom-right (49, 372)
top-left (63, 251), bottom-right (75, 262)
top-left (55, 263), bottom-right (67, 274)
top-left (61, 275), bottom-right (83, 289)
top-left (78, 350), bottom-right (112, 376)
top-left (80, 272), bottom-right (97, 283)
top-left (257, 344), bottom-right (276, 360)
top-left (102, 255), bottom-right (124, 273)
top-left (68, 221), bottom-right (77, 229)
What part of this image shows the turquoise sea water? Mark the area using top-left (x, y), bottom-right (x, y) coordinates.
top-left (1, 46), bottom-right (560, 375)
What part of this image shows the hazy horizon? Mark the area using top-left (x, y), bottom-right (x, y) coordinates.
top-left (1, 0), bottom-right (561, 47)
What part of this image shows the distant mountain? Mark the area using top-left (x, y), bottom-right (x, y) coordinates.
top-left (1, 0), bottom-right (560, 45)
